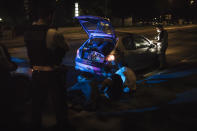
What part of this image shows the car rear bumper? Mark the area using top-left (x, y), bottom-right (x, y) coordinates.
top-left (75, 58), bottom-right (117, 75)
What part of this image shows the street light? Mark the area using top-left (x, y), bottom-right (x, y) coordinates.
top-left (0, 18), bottom-right (2, 22)
top-left (75, 2), bottom-right (79, 17)
top-left (190, 0), bottom-right (195, 5)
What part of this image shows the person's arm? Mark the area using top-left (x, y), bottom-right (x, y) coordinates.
top-left (153, 32), bottom-right (164, 47)
top-left (52, 32), bottom-right (69, 52)
top-left (0, 45), bottom-right (17, 71)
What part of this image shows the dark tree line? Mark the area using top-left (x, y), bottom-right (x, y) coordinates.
top-left (0, 0), bottom-right (25, 26)
top-left (78, 0), bottom-right (196, 20)
top-left (0, 0), bottom-right (196, 27)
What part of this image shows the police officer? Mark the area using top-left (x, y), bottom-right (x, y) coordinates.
top-left (24, 1), bottom-right (69, 129)
top-left (155, 24), bottom-right (168, 69)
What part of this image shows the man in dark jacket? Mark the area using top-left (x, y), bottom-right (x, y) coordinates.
top-left (155, 24), bottom-right (168, 69)
top-left (24, 1), bottom-right (69, 129)
top-left (0, 43), bottom-right (18, 128)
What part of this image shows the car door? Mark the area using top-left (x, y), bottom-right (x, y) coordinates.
top-left (133, 35), bottom-right (156, 68)
top-left (122, 35), bottom-right (152, 70)
top-left (121, 35), bottom-right (141, 69)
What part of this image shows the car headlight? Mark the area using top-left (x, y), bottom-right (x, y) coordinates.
top-left (106, 54), bottom-right (115, 61)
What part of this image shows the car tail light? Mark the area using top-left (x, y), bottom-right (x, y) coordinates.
top-left (106, 54), bottom-right (115, 61)
top-left (76, 49), bottom-right (80, 58)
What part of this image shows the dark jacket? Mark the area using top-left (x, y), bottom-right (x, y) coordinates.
top-left (24, 25), bottom-right (67, 66)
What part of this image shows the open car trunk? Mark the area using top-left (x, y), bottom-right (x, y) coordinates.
top-left (81, 38), bottom-right (115, 63)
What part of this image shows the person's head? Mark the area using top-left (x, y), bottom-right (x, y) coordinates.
top-left (32, 0), bottom-right (56, 25)
top-left (37, 8), bottom-right (54, 24)
top-left (155, 24), bottom-right (164, 33)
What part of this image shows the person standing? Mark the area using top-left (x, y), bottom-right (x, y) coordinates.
top-left (0, 43), bottom-right (18, 128)
top-left (24, 1), bottom-right (69, 129)
top-left (155, 24), bottom-right (168, 69)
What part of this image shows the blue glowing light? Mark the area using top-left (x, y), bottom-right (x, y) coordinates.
top-left (75, 61), bottom-right (102, 75)
top-left (67, 80), bottom-right (92, 102)
top-left (145, 68), bottom-right (197, 80)
top-left (74, 15), bottom-right (116, 39)
top-left (11, 57), bottom-right (26, 63)
top-left (115, 67), bottom-right (127, 83)
top-left (125, 106), bottom-right (159, 113)
top-left (145, 80), bottom-right (168, 84)
top-left (103, 87), bottom-right (110, 99)
top-left (136, 68), bottom-right (197, 85)
top-left (123, 87), bottom-right (130, 93)
top-left (169, 88), bottom-right (197, 104)
top-left (14, 67), bottom-right (32, 77)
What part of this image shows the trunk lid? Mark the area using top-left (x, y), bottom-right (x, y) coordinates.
top-left (74, 16), bottom-right (116, 39)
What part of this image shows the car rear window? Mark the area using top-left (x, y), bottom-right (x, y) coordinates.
top-left (86, 38), bottom-right (115, 55)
